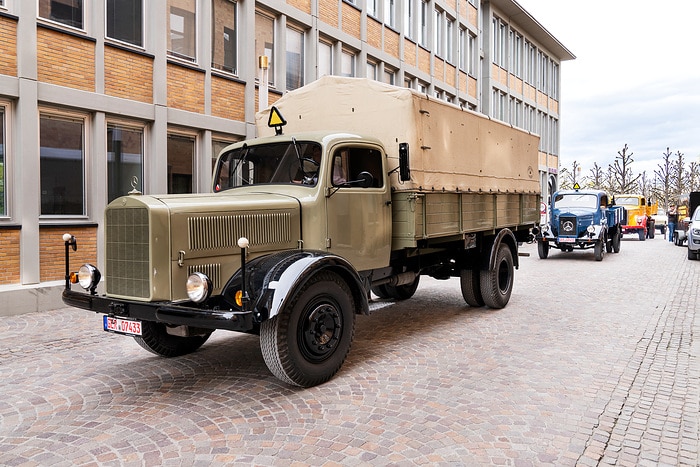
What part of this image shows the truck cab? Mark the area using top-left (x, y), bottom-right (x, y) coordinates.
top-left (536, 185), bottom-right (623, 261)
top-left (615, 194), bottom-right (657, 240)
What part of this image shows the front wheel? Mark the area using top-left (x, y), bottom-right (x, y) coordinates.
top-left (537, 240), bottom-right (549, 259)
top-left (638, 230), bottom-right (646, 241)
top-left (479, 243), bottom-right (514, 309)
top-left (688, 248), bottom-right (698, 260)
top-left (134, 322), bottom-right (212, 357)
top-left (594, 239), bottom-right (605, 261)
top-left (260, 271), bottom-right (355, 387)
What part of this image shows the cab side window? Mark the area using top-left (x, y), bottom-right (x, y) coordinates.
top-left (331, 147), bottom-right (383, 188)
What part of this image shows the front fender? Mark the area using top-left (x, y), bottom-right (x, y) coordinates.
top-left (222, 250), bottom-right (369, 321)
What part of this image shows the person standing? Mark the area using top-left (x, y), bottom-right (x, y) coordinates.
top-left (667, 204), bottom-right (678, 243)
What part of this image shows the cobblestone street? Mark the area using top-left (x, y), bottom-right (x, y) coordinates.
top-left (1, 237), bottom-right (698, 466)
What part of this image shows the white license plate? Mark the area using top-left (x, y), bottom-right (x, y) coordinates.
top-left (558, 237), bottom-right (576, 243)
top-left (103, 316), bottom-right (142, 336)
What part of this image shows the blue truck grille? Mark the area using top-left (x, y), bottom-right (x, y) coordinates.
top-left (558, 216), bottom-right (577, 236)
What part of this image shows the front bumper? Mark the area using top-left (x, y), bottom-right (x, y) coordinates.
top-left (62, 288), bottom-right (258, 332)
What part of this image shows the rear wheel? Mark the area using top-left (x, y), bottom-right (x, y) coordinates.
top-left (260, 271), bottom-right (355, 387)
top-left (638, 230), bottom-right (646, 241)
top-left (537, 240), bottom-right (549, 259)
top-left (134, 322), bottom-right (212, 357)
top-left (612, 229), bottom-right (621, 253)
top-left (479, 243), bottom-right (514, 309)
top-left (460, 269), bottom-right (484, 307)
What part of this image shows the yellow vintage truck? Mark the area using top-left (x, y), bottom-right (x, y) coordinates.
top-left (614, 194), bottom-right (657, 240)
top-left (62, 77), bottom-right (540, 387)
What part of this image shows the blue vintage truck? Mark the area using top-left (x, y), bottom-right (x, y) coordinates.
top-left (536, 185), bottom-right (625, 261)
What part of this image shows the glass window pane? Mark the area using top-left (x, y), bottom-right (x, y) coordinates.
top-left (39, 0), bottom-right (83, 29)
top-left (40, 115), bottom-right (84, 215)
top-left (341, 50), bottom-right (355, 77)
top-left (0, 107), bottom-right (5, 216)
top-left (168, 0), bottom-right (196, 61)
top-left (318, 41), bottom-right (332, 78)
top-left (106, 0), bottom-right (143, 46)
top-left (212, 0), bottom-right (237, 74)
top-left (167, 134), bottom-right (194, 194)
top-left (286, 27), bottom-right (304, 91)
top-left (108, 125), bottom-right (144, 202)
top-left (255, 11), bottom-right (275, 86)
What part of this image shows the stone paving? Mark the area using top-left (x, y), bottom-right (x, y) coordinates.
top-left (0, 236), bottom-right (698, 466)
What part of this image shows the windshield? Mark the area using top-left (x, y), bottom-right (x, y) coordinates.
top-left (214, 141), bottom-right (322, 192)
top-left (553, 193), bottom-right (598, 210)
top-left (615, 196), bottom-right (639, 206)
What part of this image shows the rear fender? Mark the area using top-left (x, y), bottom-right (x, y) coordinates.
top-left (222, 250), bottom-right (369, 321)
top-left (486, 229), bottom-right (519, 270)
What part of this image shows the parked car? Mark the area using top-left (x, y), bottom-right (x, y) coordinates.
top-left (687, 206), bottom-right (700, 260)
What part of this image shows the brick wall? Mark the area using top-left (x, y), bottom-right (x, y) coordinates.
top-left (40, 226), bottom-right (97, 282)
top-left (367, 17), bottom-right (381, 50)
top-left (341, 2), bottom-right (361, 39)
top-left (467, 3), bottom-right (478, 27)
top-left (211, 75), bottom-right (245, 121)
top-left (319, 0), bottom-right (339, 28)
top-left (0, 228), bottom-right (20, 285)
top-left (104, 46), bottom-right (154, 103)
top-left (286, 0), bottom-right (311, 14)
top-left (434, 57), bottom-right (445, 82)
top-left (167, 63), bottom-right (205, 113)
top-left (385, 28), bottom-right (400, 60)
top-left (404, 39), bottom-right (416, 68)
top-left (446, 63), bottom-right (456, 88)
top-left (0, 15), bottom-right (17, 77)
top-left (418, 47), bottom-right (430, 75)
top-left (37, 28), bottom-right (95, 92)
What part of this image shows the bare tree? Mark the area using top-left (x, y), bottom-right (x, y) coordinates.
top-left (671, 150), bottom-right (685, 203)
top-left (688, 161), bottom-right (700, 192)
top-left (610, 144), bottom-right (641, 193)
top-left (653, 147), bottom-right (673, 209)
top-left (589, 162), bottom-right (605, 190)
top-left (559, 160), bottom-right (583, 190)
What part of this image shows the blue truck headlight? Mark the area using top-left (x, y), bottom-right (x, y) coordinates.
top-left (186, 272), bottom-right (212, 303)
top-left (587, 225), bottom-right (595, 234)
top-left (77, 264), bottom-right (101, 291)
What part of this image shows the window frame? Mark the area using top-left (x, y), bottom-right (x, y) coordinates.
top-left (105, 0), bottom-right (144, 48)
top-left (255, 9), bottom-right (276, 87)
top-left (168, 0), bottom-right (197, 63)
top-left (211, 0), bottom-right (238, 75)
top-left (0, 101), bottom-right (8, 218)
top-left (341, 48), bottom-right (356, 77)
top-left (39, 110), bottom-right (88, 218)
top-left (38, 0), bottom-right (85, 31)
top-left (166, 129), bottom-right (198, 194)
top-left (285, 24), bottom-right (305, 91)
top-left (106, 120), bottom-right (145, 203)
top-left (317, 38), bottom-right (333, 78)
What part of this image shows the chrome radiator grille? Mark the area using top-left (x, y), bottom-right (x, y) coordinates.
top-left (188, 212), bottom-right (294, 250)
top-left (105, 207), bottom-right (150, 298)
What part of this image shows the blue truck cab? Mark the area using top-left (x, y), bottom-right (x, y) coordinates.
top-left (536, 184), bottom-right (624, 261)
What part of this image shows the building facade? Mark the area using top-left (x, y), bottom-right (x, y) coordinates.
top-left (0, 0), bottom-right (573, 313)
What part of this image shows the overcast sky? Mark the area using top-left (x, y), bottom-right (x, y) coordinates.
top-left (515, 0), bottom-right (700, 180)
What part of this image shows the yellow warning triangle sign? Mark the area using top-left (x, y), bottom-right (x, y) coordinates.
top-left (267, 106), bottom-right (287, 128)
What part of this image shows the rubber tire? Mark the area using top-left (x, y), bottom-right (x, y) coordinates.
top-left (605, 236), bottom-right (613, 253)
top-left (134, 321), bottom-right (212, 357)
top-left (371, 275), bottom-right (420, 300)
top-left (479, 243), bottom-right (514, 309)
top-left (638, 230), bottom-right (646, 241)
top-left (594, 239), bottom-right (604, 261)
top-left (648, 223), bottom-right (655, 239)
top-left (537, 241), bottom-right (549, 259)
top-left (460, 269), bottom-right (484, 307)
top-left (660, 226), bottom-right (666, 235)
top-left (260, 271), bottom-right (355, 387)
top-left (612, 230), bottom-right (621, 253)
top-left (688, 248), bottom-right (698, 260)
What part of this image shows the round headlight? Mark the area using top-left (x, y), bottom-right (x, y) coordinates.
top-left (78, 264), bottom-right (101, 291)
top-left (587, 225), bottom-right (595, 234)
top-left (186, 272), bottom-right (212, 303)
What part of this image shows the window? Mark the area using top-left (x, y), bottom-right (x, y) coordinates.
top-left (366, 61), bottom-right (377, 80)
top-left (524, 40), bottom-right (536, 85)
top-left (40, 114), bottom-right (85, 215)
top-left (419, 0), bottom-right (429, 47)
top-left (0, 106), bottom-right (5, 216)
top-left (446, 17), bottom-right (454, 63)
top-left (538, 51), bottom-right (548, 93)
top-left (39, 0), bottom-right (83, 29)
top-left (211, 0), bottom-right (237, 74)
top-left (491, 89), bottom-right (506, 121)
top-left (367, 0), bottom-right (377, 17)
top-left (403, 0), bottom-right (414, 39)
top-left (552, 62), bottom-right (559, 99)
top-left (383, 0), bottom-right (395, 28)
top-left (167, 133), bottom-right (195, 194)
top-left (331, 147), bottom-right (384, 188)
top-left (460, 27), bottom-right (476, 75)
top-left (492, 16), bottom-right (507, 68)
top-left (168, 0), bottom-right (196, 61)
top-left (286, 27), bottom-right (304, 91)
top-left (511, 31), bottom-right (523, 78)
top-left (341, 49), bottom-right (356, 77)
top-left (318, 40), bottom-right (333, 78)
top-left (107, 124), bottom-right (144, 203)
top-left (434, 9), bottom-right (443, 56)
top-left (255, 11), bottom-right (275, 86)
top-left (106, 0), bottom-right (143, 47)
top-left (383, 68), bottom-right (395, 85)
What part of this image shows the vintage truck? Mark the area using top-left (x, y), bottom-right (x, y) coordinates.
top-left (673, 192), bottom-right (700, 246)
top-left (614, 194), bottom-right (657, 240)
top-left (535, 185), bottom-right (624, 261)
top-left (62, 76), bottom-right (540, 387)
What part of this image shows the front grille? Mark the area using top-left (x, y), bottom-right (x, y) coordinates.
top-left (105, 207), bottom-right (150, 298)
top-left (558, 216), bottom-right (577, 236)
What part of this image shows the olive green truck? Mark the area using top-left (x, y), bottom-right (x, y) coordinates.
top-left (63, 77), bottom-right (540, 387)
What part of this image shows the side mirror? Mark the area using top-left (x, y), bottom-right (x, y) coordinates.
top-left (398, 142), bottom-right (410, 182)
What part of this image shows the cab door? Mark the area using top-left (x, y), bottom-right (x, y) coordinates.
top-left (325, 144), bottom-right (391, 272)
